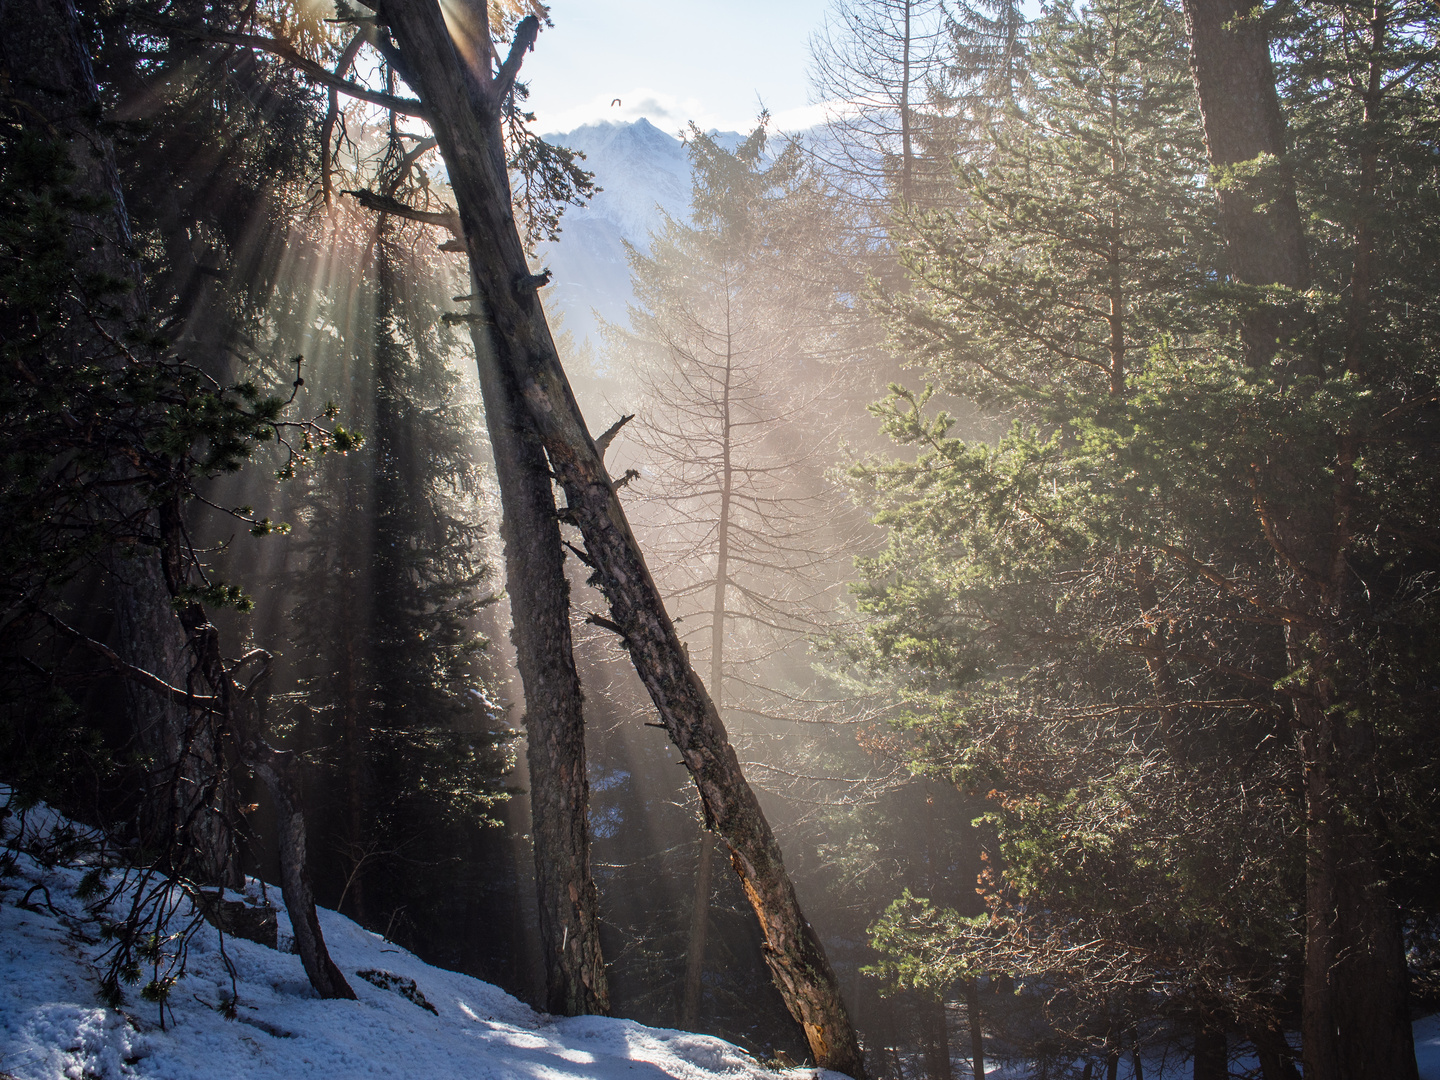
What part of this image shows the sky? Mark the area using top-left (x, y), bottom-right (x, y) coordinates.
top-left (522, 0), bottom-right (836, 137)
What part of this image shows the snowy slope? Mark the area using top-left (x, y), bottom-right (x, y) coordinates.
top-left (0, 801), bottom-right (845, 1080)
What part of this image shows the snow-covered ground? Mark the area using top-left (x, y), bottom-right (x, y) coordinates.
top-left (0, 799), bottom-right (843, 1080)
top-left (1418, 1014), bottom-right (1440, 1080)
top-left (5, 795), bottom-right (1440, 1080)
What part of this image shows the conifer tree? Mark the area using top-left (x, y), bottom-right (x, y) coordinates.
top-left (609, 120), bottom-right (859, 1029)
top-left (849, 0), bottom-right (1307, 1059)
top-left (285, 211), bottom-right (511, 931)
top-left (852, 0), bottom-right (1440, 1070)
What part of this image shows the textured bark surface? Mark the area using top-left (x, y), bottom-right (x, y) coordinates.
top-left (372, 5), bottom-right (864, 1072)
top-left (921, 995), bottom-right (952, 1080)
top-left (0, 0), bottom-right (237, 887)
top-left (1179, 0), bottom-right (1307, 369)
top-left (1192, 1026), bottom-right (1226, 1080)
top-left (1179, 7), bottom-right (1417, 1076)
top-left (1293, 695), bottom-right (1417, 1080)
top-left (1249, 1022), bottom-right (1302, 1080)
top-left (464, 320), bottom-right (610, 1017)
top-left (1178, 0), bottom-right (1306, 293)
top-left (964, 980), bottom-right (984, 1080)
top-left (682, 835), bottom-right (715, 1026)
top-left (249, 748), bottom-right (357, 1000)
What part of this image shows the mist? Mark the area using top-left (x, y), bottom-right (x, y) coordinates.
top-left (3, 0), bottom-right (1439, 1078)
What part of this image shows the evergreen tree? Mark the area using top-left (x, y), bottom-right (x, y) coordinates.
top-left (284, 211), bottom-right (512, 935)
top-left (847, 0), bottom-right (1313, 1061)
top-left (0, 0), bottom-right (359, 1001)
top-left (851, 0), bottom-right (1440, 1064)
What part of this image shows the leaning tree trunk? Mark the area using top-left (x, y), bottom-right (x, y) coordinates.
top-left (370, 5), bottom-right (865, 1073)
top-left (346, 67), bottom-right (610, 1017)
top-left (0, 0), bottom-right (238, 887)
top-left (247, 744), bottom-right (357, 1000)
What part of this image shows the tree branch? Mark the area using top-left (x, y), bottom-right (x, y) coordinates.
top-left (492, 15), bottom-right (539, 105)
top-left (321, 31), bottom-right (366, 205)
top-left (595, 413), bottom-right (635, 459)
top-left (148, 20), bottom-right (429, 119)
top-left (41, 611), bottom-right (214, 707)
top-left (368, 25), bottom-right (422, 98)
top-left (585, 612), bottom-right (626, 637)
top-left (343, 189), bottom-right (460, 232)
top-left (383, 137), bottom-right (440, 198)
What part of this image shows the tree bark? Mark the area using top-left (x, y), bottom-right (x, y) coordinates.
top-left (964, 979), bottom-right (984, 1080)
top-left (1294, 694), bottom-right (1417, 1080)
top-left (682, 836), bottom-right (715, 1026)
top-left (248, 745), bottom-right (357, 1000)
top-left (1248, 1022), bottom-right (1301, 1080)
top-left (1192, 1023), bottom-right (1226, 1080)
top-left (1179, 6), bottom-right (1417, 1077)
top-left (1178, 0), bottom-right (1306, 294)
top-left (682, 308), bottom-right (736, 1030)
top-left (0, 0), bottom-right (238, 888)
top-left (370, 5), bottom-right (864, 1073)
top-left (922, 995), bottom-right (952, 1080)
top-left (1179, 0), bottom-right (1307, 370)
top-left (360, 15), bottom-right (611, 1018)
top-left (465, 307), bottom-right (610, 1017)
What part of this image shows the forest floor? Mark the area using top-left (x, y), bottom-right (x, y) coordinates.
top-left (2, 797), bottom-right (1438, 1080)
top-left (0, 797), bottom-right (852, 1080)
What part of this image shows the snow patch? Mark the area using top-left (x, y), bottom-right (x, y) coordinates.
top-left (0, 798), bottom-right (841, 1080)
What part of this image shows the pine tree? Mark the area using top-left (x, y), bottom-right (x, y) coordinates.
top-left (284, 212), bottom-right (512, 933)
top-left (848, 0), bottom-right (1310, 1058)
top-left (853, 0), bottom-right (1440, 1065)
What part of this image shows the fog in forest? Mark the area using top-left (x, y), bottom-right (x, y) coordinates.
top-left (4, 0), bottom-right (1440, 1078)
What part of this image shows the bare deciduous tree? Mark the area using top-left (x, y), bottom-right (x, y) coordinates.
top-left (606, 123), bottom-right (861, 1028)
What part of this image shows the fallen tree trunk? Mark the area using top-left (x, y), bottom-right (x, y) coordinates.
top-left (370, 4), bottom-right (865, 1073)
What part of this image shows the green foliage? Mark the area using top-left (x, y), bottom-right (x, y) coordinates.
top-left (504, 80), bottom-right (596, 251)
top-left (884, 0), bottom-right (1217, 413)
top-left (869, 890), bottom-right (988, 994)
top-left (0, 105), bottom-right (352, 631)
top-left (848, 0), bottom-right (1440, 1033)
top-left (276, 213), bottom-right (514, 931)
